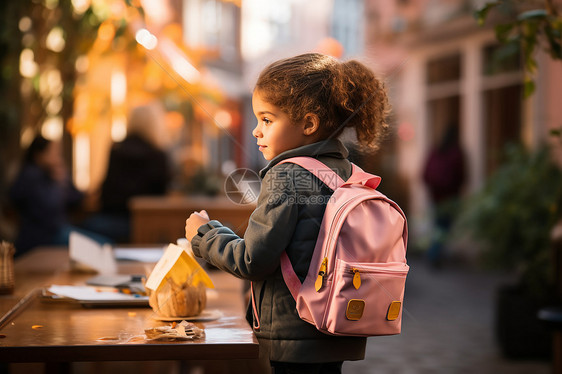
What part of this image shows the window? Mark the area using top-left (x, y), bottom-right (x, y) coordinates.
top-left (482, 85), bottom-right (522, 174)
top-left (427, 54), bottom-right (461, 84)
top-left (482, 43), bottom-right (521, 76)
top-left (426, 53), bottom-right (462, 148)
top-left (481, 43), bottom-right (523, 174)
top-left (241, 0), bottom-right (292, 59)
top-left (427, 96), bottom-right (461, 147)
top-left (183, 0), bottom-right (240, 63)
top-left (332, 0), bottom-right (364, 57)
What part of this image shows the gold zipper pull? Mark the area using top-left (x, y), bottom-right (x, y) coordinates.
top-left (315, 257), bottom-right (328, 292)
top-left (352, 268), bottom-right (361, 290)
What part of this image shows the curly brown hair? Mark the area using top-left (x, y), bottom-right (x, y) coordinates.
top-left (254, 53), bottom-right (390, 149)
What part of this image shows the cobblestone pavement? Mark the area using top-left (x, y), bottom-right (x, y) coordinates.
top-left (344, 255), bottom-right (552, 374)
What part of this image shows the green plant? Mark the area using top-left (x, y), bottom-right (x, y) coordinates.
top-left (474, 0), bottom-right (562, 98)
top-left (456, 144), bottom-right (562, 299)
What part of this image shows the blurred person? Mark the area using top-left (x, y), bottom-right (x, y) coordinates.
top-left (185, 53), bottom-right (391, 373)
top-left (423, 123), bottom-right (466, 268)
top-left (84, 103), bottom-right (171, 243)
top-left (9, 135), bottom-right (88, 256)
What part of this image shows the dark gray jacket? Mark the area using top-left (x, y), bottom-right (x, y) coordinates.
top-left (191, 139), bottom-right (367, 363)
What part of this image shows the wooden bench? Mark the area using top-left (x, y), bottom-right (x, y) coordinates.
top-left (130, 195), bottom-right (255, 244)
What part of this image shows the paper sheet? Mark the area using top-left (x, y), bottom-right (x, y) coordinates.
top-left (47, 285), bottom-right (146, 302)
top-left (69, 231), bottom-right (117, 274)
top-left (113, 247), bottom-right (165, 263)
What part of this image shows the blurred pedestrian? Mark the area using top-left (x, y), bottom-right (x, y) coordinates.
top-left (9, 135), bottom-right (86, 256)
top-left (185, 53), bottom-right (391, 373)
top-left (423, 123), bottom-right (466, 268)
top-left (84, 103), bottom-right (171, 243)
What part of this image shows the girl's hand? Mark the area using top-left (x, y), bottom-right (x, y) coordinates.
top-left (185, 210), bottom-right (210, 241)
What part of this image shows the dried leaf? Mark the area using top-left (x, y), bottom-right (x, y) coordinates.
top-left (127, 335), bottom-right (145, 343)
top-left (144, 320), bottom-right (204, 340)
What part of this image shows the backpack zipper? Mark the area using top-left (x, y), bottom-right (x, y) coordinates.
top-left (347, 264), bottom-right (409, 274)
top-left (351, 268), bottom-right (361, 289)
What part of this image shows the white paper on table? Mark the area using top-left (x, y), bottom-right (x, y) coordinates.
top-left (69, 231), bottom-right (117, 275)
top-left (113, 247), bottom-right (165, 263)
top-left (47, 285), bottom-right (145, 302)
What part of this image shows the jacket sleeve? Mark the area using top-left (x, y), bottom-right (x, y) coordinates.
top-left (190, 165), bottom-right (298, 280)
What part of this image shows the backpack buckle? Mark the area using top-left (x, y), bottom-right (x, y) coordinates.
top-left (386, 301), bottom-right (402, 321)
top-left (345, 299), bottom-right (365, 321)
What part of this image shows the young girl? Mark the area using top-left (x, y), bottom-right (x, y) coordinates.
top-left (185, 53), bottom-right (390, 373)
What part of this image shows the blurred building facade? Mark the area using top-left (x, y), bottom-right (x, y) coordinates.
top-left (6, 0), bottom-right (561, 249)
top-left (67, 0), bottom-right (235, 196)
top-left (192, 0), bottom-right (562, 244)
top-left (364, 0), bottom-right (562, 241)
top-left (182, 0), bottom-right (360, 172)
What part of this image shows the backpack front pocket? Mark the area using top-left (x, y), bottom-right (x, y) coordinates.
top-left (323, 259), bottom-right (409, 336)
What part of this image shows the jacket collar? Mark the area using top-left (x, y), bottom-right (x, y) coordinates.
top-left (259, 139), bottom-right (349, 178)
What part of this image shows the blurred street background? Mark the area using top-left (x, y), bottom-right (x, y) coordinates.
top-left (1, 0), bottom-right (562, 372)
top-left (346, 254), bottom-right (551, 374)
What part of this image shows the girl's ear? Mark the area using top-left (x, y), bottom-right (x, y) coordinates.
top-left (302, 113), bottom-right (320, 136)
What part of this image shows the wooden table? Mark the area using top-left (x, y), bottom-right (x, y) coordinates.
top-left (0, 247), bottom-right (261, 372)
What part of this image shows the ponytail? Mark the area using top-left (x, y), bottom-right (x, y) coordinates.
top-left (334, 60), bottom-right (390, 149)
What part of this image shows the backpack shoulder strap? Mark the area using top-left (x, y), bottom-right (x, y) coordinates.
top-left (280, 252), bottom-right (300, 300)
top-left (280, 157), bottom-right (382, 190)
top-left (277, 157), bottom-right (383, 301)
top-left (344, 164), bottom-right (382, 189)
top-left (278, 156), bottom-right (344, 190)
top-left (277, 156), bottom-right (342, 300)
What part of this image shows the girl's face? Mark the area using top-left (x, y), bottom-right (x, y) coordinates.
top-left (251, 90), bottom-right (309, 161)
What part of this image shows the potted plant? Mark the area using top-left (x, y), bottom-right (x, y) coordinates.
top-left (454, 143), bottom-right (562, 359)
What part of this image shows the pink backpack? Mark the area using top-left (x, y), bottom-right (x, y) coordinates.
top-left (278, 157), bottom-right (409, 337)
